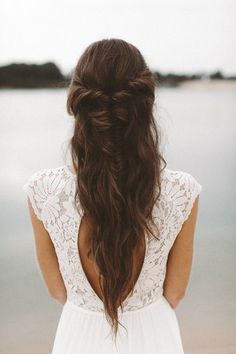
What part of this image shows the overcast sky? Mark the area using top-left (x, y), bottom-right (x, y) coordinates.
top-left (1, 0), bottom-right (235, 76)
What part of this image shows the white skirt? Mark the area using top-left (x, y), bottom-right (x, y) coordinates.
top-left (51, 295), bottom-right (184, 354)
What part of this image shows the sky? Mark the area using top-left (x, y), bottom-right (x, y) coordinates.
top-left (1, 0), bottom-right (235, 76)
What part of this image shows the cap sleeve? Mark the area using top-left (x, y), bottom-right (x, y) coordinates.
top-left (177, 172), bottom-right (203, 223)
top-left (23, 169), bottom-right (48, 222)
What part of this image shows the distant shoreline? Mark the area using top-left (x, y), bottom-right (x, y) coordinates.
top-left (1, 80), bottom-right (236, 90)
top-left (179, 79), bottom-right (236, 89)
top-left (0, 62), bottom-right (235, 89)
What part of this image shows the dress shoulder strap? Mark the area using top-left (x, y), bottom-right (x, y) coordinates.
top-left (172, 169), bottom-right (203, 223)
top-left (23, 165), bottom-right (77, 226)
top-left (23, 168), bottom-right (50, 222)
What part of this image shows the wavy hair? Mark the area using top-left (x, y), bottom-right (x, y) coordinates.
top-left (66, 38), bottom-right (166, 343)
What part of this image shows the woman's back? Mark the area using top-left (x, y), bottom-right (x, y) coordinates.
top-left (23, 164), bottom-right (202, 315)
top-left (78, 212), bottom-right (146, 305)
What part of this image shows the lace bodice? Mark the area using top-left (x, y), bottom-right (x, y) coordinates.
top-left (23, 165), bottom-right (202, 313)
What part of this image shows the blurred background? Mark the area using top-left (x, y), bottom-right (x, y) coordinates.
top-left (1, 0), bottom-right (236, 353)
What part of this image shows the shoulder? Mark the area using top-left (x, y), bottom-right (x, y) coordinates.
top-left (161, 167), bottom-right (202, 191)
top-left (161, 167), bottom-right (203, 222)
top-left (23, 165), bottom-right (72, 189)
top-left (22, 165), bottom-right (74, 221)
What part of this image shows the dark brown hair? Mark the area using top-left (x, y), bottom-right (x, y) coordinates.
top-left (66, 38), bottom-right (166, 342)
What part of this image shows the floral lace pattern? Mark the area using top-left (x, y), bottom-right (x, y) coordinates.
top-left (23, 165), bottom-right (202, 313)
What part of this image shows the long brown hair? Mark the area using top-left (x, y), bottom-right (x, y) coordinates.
top-left (66, 38), bottom-right (166, 342)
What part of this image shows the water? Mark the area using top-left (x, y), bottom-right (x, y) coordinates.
top-left (1, 84), bottom-right (235, 353)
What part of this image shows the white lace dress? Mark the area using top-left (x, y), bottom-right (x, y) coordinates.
top-left (23, 164), bottom-right (202, 354)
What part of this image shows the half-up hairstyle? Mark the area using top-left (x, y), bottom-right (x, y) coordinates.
top-left (66, 38), bottom-right (166, 343)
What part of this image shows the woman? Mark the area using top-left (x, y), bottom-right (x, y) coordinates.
top-left (23, 38), bottom-right (202, 353)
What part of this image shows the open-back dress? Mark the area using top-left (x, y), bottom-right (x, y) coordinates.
top-left (23, 164), bottom-right (202, 354)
